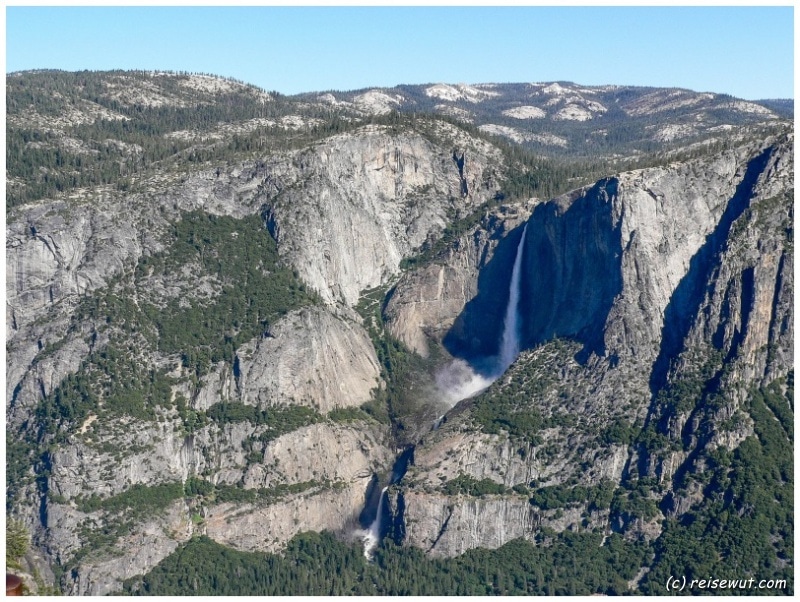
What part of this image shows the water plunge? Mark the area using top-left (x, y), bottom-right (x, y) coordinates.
top-left (436, 223), bottom-right (529, 406)
top-left (497, 222), bottom-right (528, 373)
top-left (361, 486), bottom-right (388, 560)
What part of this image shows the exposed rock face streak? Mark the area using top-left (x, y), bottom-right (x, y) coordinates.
top-left (262, 123), bottom-right (503, 306)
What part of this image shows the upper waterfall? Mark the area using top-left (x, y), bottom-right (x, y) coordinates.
top-left (436, 222), bottom-right (530, 406)
top-left (497, 223), bottom-right (528, 374)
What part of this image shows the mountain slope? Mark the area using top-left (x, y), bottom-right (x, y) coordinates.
top-left (5, 70), bottom-right (793, 595)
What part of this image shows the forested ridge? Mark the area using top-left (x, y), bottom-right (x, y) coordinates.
top-left (8, 69), bottom-right (786, 210)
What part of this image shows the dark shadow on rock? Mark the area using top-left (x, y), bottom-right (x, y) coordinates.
top-left (358, 474), bottom-right (382, 529)
top-left (518, 178), bottom-right (624, 362)
top-left (443, 178), bottom-right (624, 368)
top-left (442, 221), bottom-right (528, 363)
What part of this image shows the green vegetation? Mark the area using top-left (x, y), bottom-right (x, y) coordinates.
top-left (7, 70), bottom-right (351, 208)
top-left (7, 71), bottom-right (792, 595)
top-left (599, 417), bottom-right (639, 446)
top-left (441, 473), bottom-right (509, 497)
top-left (37, 348), bottom-right (173, 437)
top-left (139, 211), bottom-right (318, 373)
top-left (119, 372), bottom-right (792, 597)
top-left (185, 477), bottom-right (327, 506)
top-left (610, 479), bottom-right (662, 523)
top-left (398, 200), bottom-right (497, 271)
top-left (327, 406), bottom-right (374, 423)
top-left (205, 402), bottom-right (321, 443)
top-left (6, 520), bottom-right (30, 570)
top-left (6, 440), bottom-right (39, 512)
top-left (122, 529), bottom-right (650, 596)
top-left (655, 348), bottom-right (726, 416)
top-left (36, 212), bottom-right (315, 430)
top-left (641, 377), bottom-right (794, 594)
top-left (468, 342), bottom-right (573, 442)
top-left (7, 210), bottom-right (317, 514)
top-left (67, 482), bottom-right (185, 573)
top-left (354, 283), bottom-right (437, 436)
top-left (529, 481), bottom-right (615, 512)
top-left (75, 482), bottom-right (184, 520)
top-left (184, 477), bottom-right (215, 498)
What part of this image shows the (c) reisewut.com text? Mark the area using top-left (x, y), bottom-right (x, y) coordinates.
top-left (666, 576), bottom-right (788, 593)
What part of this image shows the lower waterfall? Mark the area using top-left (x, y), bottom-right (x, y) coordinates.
top-left (361, 486), bottom-right (388, 560)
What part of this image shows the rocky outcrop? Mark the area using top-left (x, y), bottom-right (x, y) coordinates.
top-left (398, 489), bottom-right (600, 557)
top-left (204, 481), bottom-right (370, 555)
top-left (241, 421), bottom-right (393, 489)
top-left (49, 417), bottom-right (194, 501)
top-left (43, 417), bottom-right (391, 593)
top-left (401, 491), bottom-right (534, 557)
top-left (235, 306), bottom-right (381, 411)
top-left (6, 119), bottom-right (505, 592)
top-left (6, 200), bottom-right (141, 335)
top-left (65, 500), bottom-right (192, 596)
top-left (263, 122), bottom-right (504, 306)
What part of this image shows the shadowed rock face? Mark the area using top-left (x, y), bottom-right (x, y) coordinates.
top-left (518, 178), bottom-right (623, 359)
top-left (442, 221), bottom-right (529, 360)
top-left (441, 178), bottom-right (624, 363)
top-left (384, 205), bottom-right (532, 360)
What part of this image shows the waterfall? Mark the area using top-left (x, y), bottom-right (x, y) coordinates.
top-left (362, 486), bottom-right (388, 560)
top-left (435, 222), bottom-right (529, 407)
top-left (359, 224), bottom-right (530, 559)
top-left (496, 223), bottom-right (528, 374)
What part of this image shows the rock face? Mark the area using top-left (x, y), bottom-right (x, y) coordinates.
top-left (263, 122), bottom-right (504, 306)
top-left (235, 306), bottom-right (381, 412)
top-left (5, 70), bottom-right (793, 594)
top-left (400, 490), bottom-right (535, 557)
top-left (6, 201), bottom-right (143, 427)
top-left (384, 204), bottom-right (532, 357)
top-left (241, 421), bottom-right (392, 489)
top-left (43, 415), bottom-right (392, 594)
top-left (65, 500), bottom-right (192, 596)
top-left (7, 117), bottom-right (505, 594)
top-left (204, 481), bottom-right (369, 554)
top-left (394, 131), bottom-right (793, 556)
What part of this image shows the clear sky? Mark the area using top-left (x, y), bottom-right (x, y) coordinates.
top-left (5, 6), bottom-right (794, 100)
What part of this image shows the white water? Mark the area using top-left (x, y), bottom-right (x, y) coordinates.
top-left (435, 223), bottom-right (529, 407)
top-left (497, 223), bottom-right (528, 373)
top-left (435, 357), bottom-right (495, 405)
top-left (361, 486), bottom-right (388, 560)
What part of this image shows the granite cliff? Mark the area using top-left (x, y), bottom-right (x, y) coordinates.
top-left (5, 70), bottom-right (792, 594)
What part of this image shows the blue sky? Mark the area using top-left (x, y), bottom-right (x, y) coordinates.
top-left (5, 6), bottom-right (794, 100)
